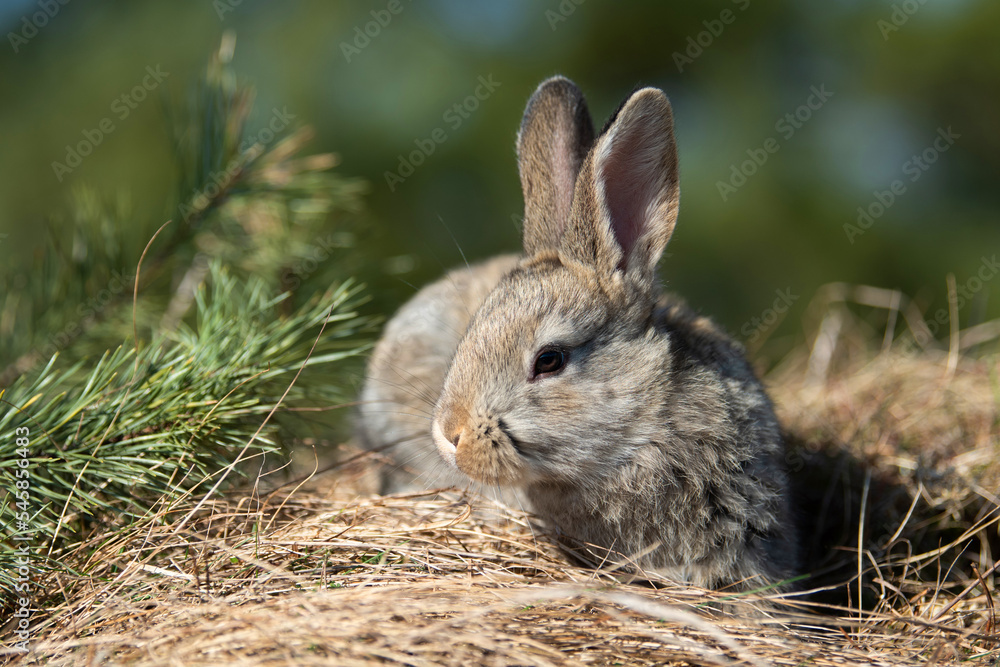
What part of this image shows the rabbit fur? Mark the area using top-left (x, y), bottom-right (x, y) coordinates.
top-left (358, 76), bottom-right (798, 590)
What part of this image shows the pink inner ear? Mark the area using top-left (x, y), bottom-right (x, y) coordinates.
top-left (599, 124), bottom-right (662, 269)
top-left (552, 124), bottom-right (576, 239)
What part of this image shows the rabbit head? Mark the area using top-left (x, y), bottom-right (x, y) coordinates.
top-left (431, 77), bottom-right (681, 489)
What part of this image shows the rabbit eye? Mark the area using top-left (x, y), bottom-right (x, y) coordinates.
top-left (533, 348), bottom-right (566, 377)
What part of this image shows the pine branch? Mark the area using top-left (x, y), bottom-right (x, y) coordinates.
top-left (0, 262), bottom-right (374, 606)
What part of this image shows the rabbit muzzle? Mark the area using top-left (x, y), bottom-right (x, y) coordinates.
top-left (432, 412), bottom-right (525, 486)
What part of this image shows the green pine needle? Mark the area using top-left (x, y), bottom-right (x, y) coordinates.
top-left (0, 262), bottom-right (373, 604)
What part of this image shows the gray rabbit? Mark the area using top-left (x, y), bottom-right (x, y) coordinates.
top-left (358, 77), bottom-right (798, 590)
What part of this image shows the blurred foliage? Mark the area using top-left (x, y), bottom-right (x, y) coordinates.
top-left (0, 0), bottom-right (998, 366)
top-left (1, 32), bottom-right (368, 381)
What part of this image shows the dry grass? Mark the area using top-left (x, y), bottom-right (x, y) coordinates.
top-left (4, 288), bottom-right (999, 666)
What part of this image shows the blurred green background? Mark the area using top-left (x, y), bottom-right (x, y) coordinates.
top-left (1, 0), bottom-right (997, 364)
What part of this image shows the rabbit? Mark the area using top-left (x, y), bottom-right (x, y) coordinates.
top-left (358, 76), bottom-right (799, 590)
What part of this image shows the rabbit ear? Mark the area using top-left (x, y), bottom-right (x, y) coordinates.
top-left (562, 87), bottom-right (679, 287)
top-left (517, 76), bottom-right (595, 256)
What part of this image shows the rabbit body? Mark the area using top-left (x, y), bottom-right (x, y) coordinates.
top-left (358, 77), bottom-right (798, 589)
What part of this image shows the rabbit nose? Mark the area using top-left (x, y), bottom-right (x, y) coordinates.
top-left (431, 420), bottom-right (459, 468)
